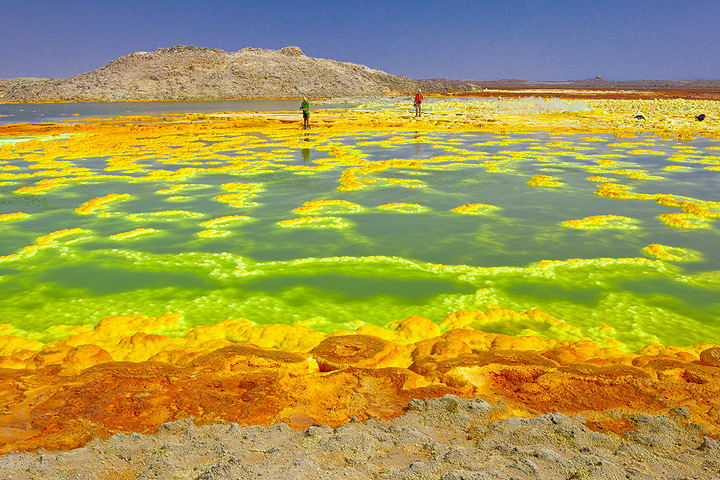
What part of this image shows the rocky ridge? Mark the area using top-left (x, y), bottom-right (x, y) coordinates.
top-left (0, 45), bottom-right (418, 102)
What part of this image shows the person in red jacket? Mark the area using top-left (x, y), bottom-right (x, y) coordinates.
top-left (414, 89), bottom-right (424, 117)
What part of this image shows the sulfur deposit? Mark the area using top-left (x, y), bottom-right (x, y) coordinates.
top-left (2, 312), bottom-right (720, 458)
top-left (1, 95), bottom-right (720, 477)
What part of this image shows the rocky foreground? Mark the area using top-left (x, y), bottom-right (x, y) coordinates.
top-left (1, 396), bottom-right (718, 480)
top-left (0, 46), bottom-right (418, 102)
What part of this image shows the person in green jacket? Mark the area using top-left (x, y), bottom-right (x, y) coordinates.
top-left (300, 97), bottom-right (310, 129)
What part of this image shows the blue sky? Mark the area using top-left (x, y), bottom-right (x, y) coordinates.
top-left (2, 0), bottom-right (719, 81)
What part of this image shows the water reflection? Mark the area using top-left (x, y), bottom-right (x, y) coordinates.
top-left (303, 134), bottom-right (312, 164)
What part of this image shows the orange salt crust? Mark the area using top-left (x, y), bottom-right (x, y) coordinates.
top-left (1, 310), bottom-right (720, 454)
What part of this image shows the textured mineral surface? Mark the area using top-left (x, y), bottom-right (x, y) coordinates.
top-left (1, 396), bottom-right (719, 479)
top-left (1, 95), bottom-right (719, 478)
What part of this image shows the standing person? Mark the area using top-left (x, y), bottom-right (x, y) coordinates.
top-left (414, 89), bottom-right (424, 117)
top-left (300, 97), bottom-right (310, 129)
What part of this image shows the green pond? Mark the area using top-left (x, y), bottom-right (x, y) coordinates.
top-left (1, 119), bottom-right (719, 351)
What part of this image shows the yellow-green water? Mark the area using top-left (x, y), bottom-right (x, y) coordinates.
top-left (1, 123), bottom-right (719, 351)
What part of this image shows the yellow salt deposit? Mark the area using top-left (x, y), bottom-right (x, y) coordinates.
top-left (526, 174), bottom-right (563, 187)
top-left (76, 193), bottom-right (131, 215)
top-left (197, 229), bottom-right (231, 238)
top-left (200, 215), bottom-right (252, 228)
top-left (377, 203), bottom-right (430, 213)
top-left (109, 228), bottom-right (158, 240)
top-left (127, 210), bottom-right (205, 221)
top-left (658, 212), bottom-right (710, 229)
top-left (451, 203), bottom-right (498, 215)
top-left (643, 244), bottom-right (700, 262)
top-left (0, 212), bottom-right (29, 222)
top-left (293, 200), bottom-right (364, 214)
top-left (561, 215), bottom-right (636, 230)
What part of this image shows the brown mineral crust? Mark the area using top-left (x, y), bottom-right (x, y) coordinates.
top-left (311, 334), bottom-right (403, 372)
top-left (490, 366), bottom-right (665, 418)
top-left (280, 366), bottom-right (461, 428)
top-left (409, 350), bottom-right (559, 382)
top-left (39, 362), bottom-right (182, 431)
top-left (638, 357), bottom-right (720, 382)
top-left (113, 332), bottom-right (184, 362)
top-left (188, 344), bottom-right (310, 374)
top-left (391, 314), bottom-right (442, 341)
top-left (6, 395), bottom-right (719, 480)
top-left (3, 332), bottom-right (720, 454)
top-left (541, 344), bottom-right (635, 365)
top-left (0, 349), bottom-right (459, 453)
top-left (632, 352), bottom-right (699, 368)
top-left (429, 335), bottom-right (473, 357)
top-left (0, 371), bottom-right (24, 413)
top-left (410, 328), bottom-right (557, 361)
top-left (8, 418), bottom-right (108, 455)
top-left (70, 357), bottom-right (306, 430)
top-left (557, 362), bottom-right (652, 380)
top-left (0, 361), bottom-right (290, 453)
top-left (25, 344), bottom-right (113, 373)
top-left (409, 330), bottom-right (478, 361)
top-left (584, 416), bottom-right (636, 436)
top-left (699, 347), bottom-right (720, 367)
top-left (476, 365), bottom-right (551, 396)
top-left (146, 346), bottom-right (207, 366)
top-left (488, 359), bottom-right (720, 427)
top-left (0, 356), bottom-right (25, 369)
top-left (175, 370), bottom-right (286, 426)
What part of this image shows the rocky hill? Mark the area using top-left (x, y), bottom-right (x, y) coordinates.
top-left (3, 47), bottom-right (719, 102)
top-left (0, 45), bottom-right (418, 102)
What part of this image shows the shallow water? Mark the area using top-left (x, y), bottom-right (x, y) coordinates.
top-left (1, 104), bottom-right (719, 351)
top-left (0, 99), bottom-right (350, 124)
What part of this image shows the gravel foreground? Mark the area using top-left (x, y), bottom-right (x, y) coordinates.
top-left (1, 396), bottom-right (718, 480)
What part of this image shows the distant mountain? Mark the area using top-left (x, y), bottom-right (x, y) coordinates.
top-left (0, 46), bottom-right (418, 102)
